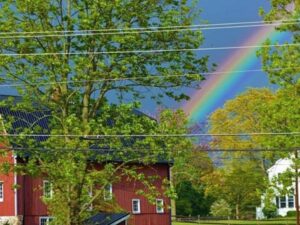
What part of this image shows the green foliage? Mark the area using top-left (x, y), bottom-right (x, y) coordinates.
top-left (176, 181), bottom-right (214, 216)
top-left (258, 0), bottom-right (300, 87)
top-left (172, 147), bottom-right (213, 187)
top-left (262, 204), bottom-right (277, 219)
top-left (286, 210), bottom-right (297, 217)
top-left (207, 84), bottom-right (300, 219)
top-left (203, 161), bottom-right (266, 219)
top-left (262, 188), bottom-right (278, 219)
top-left (0, 1), bottom-right (210, 225)
top-left (210, 199), bottom-right (231, 218)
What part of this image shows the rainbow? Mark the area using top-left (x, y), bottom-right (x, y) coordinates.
top-left (183, 26), bottom-right (288, 123)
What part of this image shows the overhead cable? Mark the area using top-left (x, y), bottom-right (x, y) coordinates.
top-left (0, 19), bottom-right (297, 36)
top-left (0, 131), bottom-right (300, 138)
top-left (1, 67), bottom-right (299, 88)
top-left (0, 43), bottom-right (299, 57)
top-left (0, 146), bottom-right (299, 152)
top-left (0, 22), bottom-right (298, 39)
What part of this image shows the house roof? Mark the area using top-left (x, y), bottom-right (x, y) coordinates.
top-left (85, 212), bottom-right (130, 225)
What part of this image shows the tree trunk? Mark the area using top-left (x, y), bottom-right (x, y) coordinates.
top-left (235, 204), bottom-right (239, 220)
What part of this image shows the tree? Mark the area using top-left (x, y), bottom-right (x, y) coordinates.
top-left (208, 88), bottom-right (278, 171)
top-left (172, 146), bottom-right (213, 187)
top-left (207, 86), bottom-right (300, 219)
top-left (172, 144), bottom-right (214, 217)
top-left (203, 160), bottom-right (266, 219)
top-left (210, 199), bottom-right (231, 218)
top-left (259, 2), bottom-right (300, 222)
top-left (0, 1), bottom-right (210, 225)
top-left (258, 0), bottom-right (300, 86)
top-left (176, 181), bottom-right (214, 217)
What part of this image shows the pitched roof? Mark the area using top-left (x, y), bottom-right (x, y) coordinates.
top-left (85, 213), bottom-right (130, 225)
top-left (0, 95), bottom-right (171, 164)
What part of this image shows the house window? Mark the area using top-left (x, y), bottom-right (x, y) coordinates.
top-left (104, 184), bottom-right (112, 200)
top-left (132, 199), bottom-right (141, 214)
top-left (43, 180), bottom-right (53, 199)
top-left (288, 195), bottom-right (294, 208)
top-left (280, 196), bottom-right (286, 208)
top-left (275, 196), bottom-right (279, 208)
top-left (39, 217), bottom-right (53, 225)
top-left (156, 199), bottom-right (164, 213)
top-left (0, 181), bottom-right (3, 202)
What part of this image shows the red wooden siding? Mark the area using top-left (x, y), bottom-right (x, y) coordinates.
top-left (17, 175), bottom-right (49, 225)
top-left (114, 164), bottom-right (171, 225)
top-left (14, 163), bottom-right (171, 225)
top-left (0, 145), bottom-right (15, 216)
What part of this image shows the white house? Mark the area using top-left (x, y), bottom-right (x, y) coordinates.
top-left (256, 158), bottom-right (299, 219)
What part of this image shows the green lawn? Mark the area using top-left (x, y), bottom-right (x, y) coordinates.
top-left (173, 218), bottom-right (296, 225)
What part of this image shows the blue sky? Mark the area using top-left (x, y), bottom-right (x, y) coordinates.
top-left (140, 0), bottom-right (276, 118)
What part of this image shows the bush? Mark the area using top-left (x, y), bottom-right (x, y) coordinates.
top-left (210, 199), bottom-right (231, 218)
top-left (262, 204), bottom-right (277, 218)
top-left (286, 210), bottom-right (297, 217)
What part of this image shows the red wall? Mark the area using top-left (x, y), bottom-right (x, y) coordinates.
top-left (16, 163), bottom-right (171, 225)
top-left (0, 145), bottom-right (15, 216)
top-left (114, 164), bottom-right (171, 225)
top-left (17, 175), bottom-right (49, 225)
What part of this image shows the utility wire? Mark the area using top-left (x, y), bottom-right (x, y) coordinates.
top-left (0, 19), bottom-right (297, 36)
top-left (0, 132), bottom-right (300, 138)
top-left (0, 43), bottom-right (299, 57)
top-left (0, 22), bottom-right (298, 39)
top-left (0, 146), bottom-right (299, 152)
top-left (1, 67), bottom-right (299, 88)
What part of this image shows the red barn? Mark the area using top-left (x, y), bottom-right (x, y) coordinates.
top-left (0, 154), bottom-right (172, 225)
top-left (0, 99), bottom-right (172, 225)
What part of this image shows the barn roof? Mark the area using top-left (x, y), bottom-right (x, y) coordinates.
top-left (0, 95), bottom-right (171, 164)
top-left (85, 212), bottom-right (130, 225)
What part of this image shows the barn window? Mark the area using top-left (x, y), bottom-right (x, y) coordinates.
top-left (104, 184), bottom-right (112, 200)
top-left (43, 180), bottom-right (53, 199)
top-left (132, 199), bottom-right (141, 214)
top-left (39, 217), bottom-right (53, 225)
top-left (0, 181), bottom-right (3, 202)
top-left (156, 199), bottom-right (164, 213)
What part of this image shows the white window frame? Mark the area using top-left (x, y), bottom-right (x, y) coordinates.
top-left (132, 199), bottom-right (141, 214)
top-left (0, 181), bottom-right (3, 202)
top-left (43, 180), bottom-right (53, 199)
top-left (156, 199), bottom-right (164, 213)
top-left (279, 195), bottom-right (287, 208)
top-left (288, 195), bottom-right (294, 208)
top-left (39, 217), bottom-right (53, 225)
top-left (104, 184), bottom-right (113, 200)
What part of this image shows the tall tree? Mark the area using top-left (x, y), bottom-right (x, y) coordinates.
top-left (0, 1), bottom-right (210, 225)
top-left (203, 160), bottom-right (266, 219)
top-left (207, 86), bottom-right (300, 219)
top-left (258, 0), bottom-right (300, 86)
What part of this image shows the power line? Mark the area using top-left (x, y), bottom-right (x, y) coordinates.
top-left (0, 146), bottom-right (299, 153)
top-left (0, 22), bottom-right (298, 39)
top-left (1, 132), bottom-right (300, 138)
top-left (1, 67), bottom-right (299, 88)
top-left (0, 19), bottom-right (297, 36)
top-left (0, 43), bottom-right (299, 57)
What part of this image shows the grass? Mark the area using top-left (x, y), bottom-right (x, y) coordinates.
top-left (173, 217), bottom-right (296, 225)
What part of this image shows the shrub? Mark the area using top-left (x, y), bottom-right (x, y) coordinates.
top-left (262, 203), bottom-right (277, 218)
top-left (210, 199), bottom-right (231, 218)
top-left (286, 210), bottom-right (297, 217)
